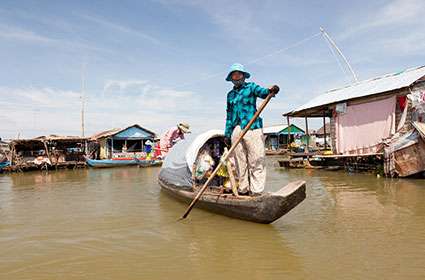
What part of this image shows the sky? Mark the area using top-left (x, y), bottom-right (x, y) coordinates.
top-left (0, 0), bottom-right (424, 139)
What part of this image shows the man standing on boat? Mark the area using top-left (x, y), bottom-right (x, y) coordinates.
top-left (159, 123), bottom-right (191, 157)
top-left (224, 63), bottom-right (279, 195)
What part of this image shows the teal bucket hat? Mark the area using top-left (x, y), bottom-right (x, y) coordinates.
top-left (225, 63), bottom-right (251, 81)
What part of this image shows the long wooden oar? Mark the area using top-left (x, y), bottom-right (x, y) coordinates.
top-left (181, 93), bottom-right (274, 220)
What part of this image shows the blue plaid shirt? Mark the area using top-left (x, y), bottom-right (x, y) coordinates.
top-left (225, 82), bottom-right (270, 138)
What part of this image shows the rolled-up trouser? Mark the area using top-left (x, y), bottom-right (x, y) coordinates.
top-left (231, 126), bottom-right (266, 194)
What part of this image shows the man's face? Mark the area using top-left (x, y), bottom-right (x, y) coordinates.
top-left (231, 71), bottom-right (244, 81)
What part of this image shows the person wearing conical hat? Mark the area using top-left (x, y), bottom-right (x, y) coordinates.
top-left (144, 139), bottom-right (154, 159)
top-left (159, 123), bottom-right (191, 157)
top-left (224, 63), bottom-right (279, 195)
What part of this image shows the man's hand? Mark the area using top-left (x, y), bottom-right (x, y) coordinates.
top-left (269, 85), bottom-right (280, 96)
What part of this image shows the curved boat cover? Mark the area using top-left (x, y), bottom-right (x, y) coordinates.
top-left (158, 129), bottom-right (223, 189)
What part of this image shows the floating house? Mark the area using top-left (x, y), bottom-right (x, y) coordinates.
top-left (264, 124), bottom-right (305, 150)
top-left (7, 135), bottom-right (88, 171)
top-left (284, 65), bottom-right (425, 176)
top-left (0, 139), bottom-right (10, 171)
top-left (36, 135), bottom-right (88, 165)
top-left (91, 124), bottom-right (157, 160)
top-left (0, 138), bottom-right (9, 158)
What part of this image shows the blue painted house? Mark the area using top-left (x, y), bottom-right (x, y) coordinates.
top-left (263, 124), bottom-right (305, 150)
top-left (92, 124), bottom-right (157, 159)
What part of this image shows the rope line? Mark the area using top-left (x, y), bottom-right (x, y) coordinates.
top-left (170, 32), bottom-right (322, 90)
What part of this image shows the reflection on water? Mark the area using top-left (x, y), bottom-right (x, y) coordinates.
top-left (1, 159), bottom-right (424, 280)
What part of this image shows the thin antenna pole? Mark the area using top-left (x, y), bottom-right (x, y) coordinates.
top-left (320, 27), bottom-right (358, 83)
top-left (81, 62), bottom-right (86, 137)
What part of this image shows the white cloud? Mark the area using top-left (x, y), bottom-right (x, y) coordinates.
top-left (0, 87), bottom-right (83, 138)
top-left (103, 79), bottom-right (149, 95)
top-left (0, 24), bottom-right (55, 44)
top-left (368, 0), bottom-right (423, 28)
top-left (338, 0), bottom-right (425, 44)
top-left (156, 0), bottom-right (275, 44)
top-left (0, 23), bottom-right (112, 53)
top-left (78, 13), bottom-right (162, 46)
top-left (0, 86), bottom-right (80, 108)
top-left (0, 80), bottom-right (221, 138)
top-left (102, 79), bottom-right (202, 112)
top-left (380, 32), bottom-right (425, 55)
top-left (0, 8), bottom-right (76, 33)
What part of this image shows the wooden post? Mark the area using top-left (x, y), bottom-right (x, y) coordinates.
top-left (323, 111), bottom-right (327, 150)
top-left (111, 138), bottom-right (114, 158)
top-left (84, 140), bottom-right (88, 157)
top-left (305, 116), bottom-right (309, 154)
top-left (275, 133), bottom-right (278, 150)
top-left (43, 140), bottom-right (52, 164)
top-left (10, 144), bottom-right (15, 165)
top-left (286, 115), bottom-right (291, 149)
top-left (224, 148), bottom-right (238, 197)
top-left (105, 139), bottom-right (108, 159)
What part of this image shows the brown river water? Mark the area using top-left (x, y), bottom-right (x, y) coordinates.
top-left (1, 157), bottom-right (425, 280)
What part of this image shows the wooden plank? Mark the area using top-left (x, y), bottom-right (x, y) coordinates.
top-left (305, 116), bottom-right (309, 154)
top-left (225, 160), bottom-right (239, 197)
top-left (286, 116), bottom-right (291, 147)
top-left (42, 141), bottom-right (52, 164)
top-left (413, 121), bottom-right (425, 139)
top-left (394, 138), bottom-right (425, 177)
top-left (323, 111), bottom-right (327, 149)
top-left (314, 153), bottom-right (383, 158)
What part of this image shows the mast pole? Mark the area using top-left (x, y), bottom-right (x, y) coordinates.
top-left (81, 62), bottom-right (86, 137)
top-left (320, 27), bottom-right (358, 83)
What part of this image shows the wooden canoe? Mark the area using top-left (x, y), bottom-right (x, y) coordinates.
top-left (158, 179), bottom-right (306, 224)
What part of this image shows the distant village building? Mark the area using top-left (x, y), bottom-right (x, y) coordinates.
top-left (310, 123), bottom-right (331, 148)
top-left (0, 138), bottom-right (10, 166)
top-left (91, 124), bottom-right (157, 159)
top-left (8, 135), bottom-right (88, 171)
top-left (0, 138), bottom-right (9, 154)
top-left (263, 124), bottom-right (305, 150)
top-left (284, 65), bottom-right (425, 177)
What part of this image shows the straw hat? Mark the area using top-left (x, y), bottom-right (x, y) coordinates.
top-left (177, 123), bottom-right (191, 133)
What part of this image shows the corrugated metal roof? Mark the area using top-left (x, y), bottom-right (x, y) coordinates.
top-left (34, 135), bottom-right (88, 141)
top-left (91, 124), bottom-right (157, 140)
top-left (91, 128), bottom-right (122, 139)
top-left (263, 124), bottom-right (304, 135)
top-left (263, 124), bottom-right (287, 134)
top-left (286, 65), bottom-right (425, 116)
top-left (113, 126), bottom-right (155, 139)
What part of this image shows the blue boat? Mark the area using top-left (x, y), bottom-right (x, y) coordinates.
top-left (86, 158), bottom-right (161, 168)
top-left (0, 161), bottom-right (10, 172)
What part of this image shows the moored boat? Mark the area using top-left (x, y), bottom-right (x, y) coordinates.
top-left (86, 158), bottom-right (162, 168)
top-left (0, 161), bottom-right (10, 172)
top-left (158, 130), bottom-right (306, 223)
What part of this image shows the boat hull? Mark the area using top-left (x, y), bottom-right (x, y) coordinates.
top-left (158, 179), bottom-right (306, 224)
top-left (0, 161), bottom-right (10, 172)
top-left (86, 158), bottom-right (161, 168)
